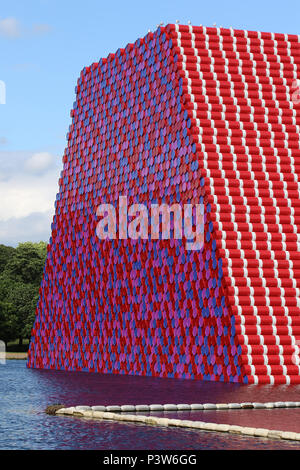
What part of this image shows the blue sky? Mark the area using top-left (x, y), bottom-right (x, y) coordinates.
top-left (0, 0), bottom-right (299, 246)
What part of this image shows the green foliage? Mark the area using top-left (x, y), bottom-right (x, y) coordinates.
top-left (3, 242), bottom-right (46, 286)
top-left (0, 241), bottom-right (47, 349)
top-left (6, 282), bottom-right (40, 340)
top-left (0, 298), bottom-right (15, 343)
top-left (0, 244), bottom-right (15, 272)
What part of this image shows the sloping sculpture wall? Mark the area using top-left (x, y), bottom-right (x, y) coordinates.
top-left (28, 24), bottom-right (300, 384)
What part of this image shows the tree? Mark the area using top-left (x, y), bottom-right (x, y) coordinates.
top-left (0, 298), bottom-right (15, 344)
top-left (6, 282), bottom-right (39, 345)
top-left (33, 241), bottom-right (47, 260)
top-left (20, 241), bottom-right (47, 261)
top-left (0, 241), bottom-right (47, 347)
top-left (0, 244), bottom-right (15, 273)
top-left (0, 276), bottom-right (16, 343)
top-left (3, 242), bottom-right (47, 286)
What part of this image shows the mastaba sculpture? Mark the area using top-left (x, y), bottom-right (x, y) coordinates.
top-left (28, 24), bottom-right (300, 384)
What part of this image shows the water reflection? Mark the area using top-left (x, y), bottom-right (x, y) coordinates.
top-left (0, 361), bottom-right (300, 449)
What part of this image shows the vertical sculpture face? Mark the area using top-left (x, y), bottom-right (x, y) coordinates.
top-left (28, 24), bottom-right (300, 385)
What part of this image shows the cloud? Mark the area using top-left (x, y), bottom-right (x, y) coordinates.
top-left (0, 150), bottom-right (62, 246)
top-left (10, 63), bottom-right (40, 72)
top-left (0, 169), bottom-right (60, 220)
top-left (0, 137), bottom-right (7, 145)
top-left (0, 17), bottom-right (52, 39)
top-left (24, 152), bottom-right (55, 174)
top-left (0, 17), bottom-right (21, 38)
top-left (0, 211), bottom-right (53, 247)
top-left (0, 150), bottom-right (60, 223)
top-left (31, 23), bottom-right (52, 35)
top-left (0, 168), bottom-right (60, 221)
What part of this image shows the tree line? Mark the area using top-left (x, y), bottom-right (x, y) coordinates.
top-left (0, 242), bottom-right (47, 348)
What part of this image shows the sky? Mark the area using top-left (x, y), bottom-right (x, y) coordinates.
top-left (0, 0), bottom-right (299, 246)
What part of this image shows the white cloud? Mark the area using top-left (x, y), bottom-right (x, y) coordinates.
top-left (0, 149), bottom-right (63, 245)
top-left (0, 151), bottom-right (61, 236)
top-left (0, 168), bottom-right (60, 220)
top-left (0, 17), bottom-right (21, 38)
top-left (1, 171), bottom-right (59, 220)
top-left (24, 151), bottom-right (55, 174)
top-left (0, 17), bottom-right (52, 39)
top-left (0, 211), bottom-right (53, 246)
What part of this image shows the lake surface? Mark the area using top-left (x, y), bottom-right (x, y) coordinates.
top-left (1, 360), bottom-right (300, 450)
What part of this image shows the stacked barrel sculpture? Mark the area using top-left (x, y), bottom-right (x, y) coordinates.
top-left (27, 24), bottom-right (300, 384)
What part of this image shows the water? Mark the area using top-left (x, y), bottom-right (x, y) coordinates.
top-left (1, 360), bottom-right (300, 450)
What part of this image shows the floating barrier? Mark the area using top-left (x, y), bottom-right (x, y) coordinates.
top-left (53, 401), bottom-right (300, 441)
top-left (56, 401), bottom-right (300, 412)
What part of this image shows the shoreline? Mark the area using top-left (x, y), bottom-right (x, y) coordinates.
top-left (5, 352), bottom-right (28, 360)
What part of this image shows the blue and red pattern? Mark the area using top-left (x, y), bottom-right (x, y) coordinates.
top-left (28, 24), bottom-right (300, 385)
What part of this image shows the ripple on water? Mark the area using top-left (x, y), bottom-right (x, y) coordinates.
top-left (1, 360), bottom-right (300, 450)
